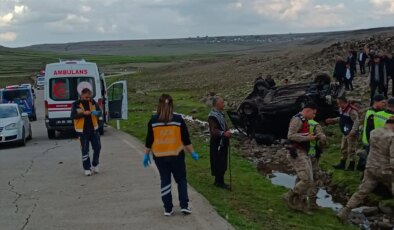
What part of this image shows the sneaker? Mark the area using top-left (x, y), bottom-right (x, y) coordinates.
top-left (84, 170), bottom-right (92, 176)
top-left (164, 210), bottom-right (174, 216)
top-left (181, 207), bottom-right (192, 215)
top-left (92, 166), bottom-right (99, 174)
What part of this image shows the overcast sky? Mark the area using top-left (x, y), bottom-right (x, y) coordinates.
top-left (0, 0), bottom-right (394, 47)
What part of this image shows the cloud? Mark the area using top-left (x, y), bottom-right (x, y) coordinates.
top-left (0, 32), bottom-right (17, 41)
top-left (301, 3), bottom-right (346, 28)
top-left (252, 0), bottom-right (310, 21)
top-left (0, 13), bottom-right (13, 26)
top-left (0, 0), bottom-right (394, 47)
top-left (370, 0), bottom-right (394, 14)
top-left (0, 3), bottom-right (29, 26)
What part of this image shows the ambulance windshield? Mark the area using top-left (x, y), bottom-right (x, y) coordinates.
top-left (49, 77), bottom-right (95, 101)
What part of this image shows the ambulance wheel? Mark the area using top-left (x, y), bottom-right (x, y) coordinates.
top-left (47, 129), bottom-right (56, 139)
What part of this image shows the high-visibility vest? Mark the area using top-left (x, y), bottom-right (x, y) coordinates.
top-left (374, 110), bottom-right (394, 129)
top-left (362, 108), bottom-right (377, 145)
top-left (73, 101), bottom-right (99, 133)
top-left (308, 120), bottom-right (318, 156)
top-left (151, 120), bottom-right (184, 158)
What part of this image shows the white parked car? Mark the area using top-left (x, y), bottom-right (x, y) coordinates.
top-left (0, 104), bottom-right (32, 146)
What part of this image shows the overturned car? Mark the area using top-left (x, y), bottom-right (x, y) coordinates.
top-left (228, 74), bottom-right (344, 145)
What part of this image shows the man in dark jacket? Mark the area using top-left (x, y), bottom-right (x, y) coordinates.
top-left (390, 53), bottom-right (394, 96)
top-left (333, 56), bottom-right (347, 85)
top-left (347, 50), bottom-right (357, 74)
top-left (208, 96), bottom-right (232, 189)
top-left (369, 55), bottom-right (387, 105)
top-left (70, 88), bottom-right (102, 176)
top-left (358, 49), bottom-right (368, 74)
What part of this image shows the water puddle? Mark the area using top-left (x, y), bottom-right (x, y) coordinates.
top-left (269, 172), bottom-right (343, 211)
top-left (269, 172), bottom-right (371, 229)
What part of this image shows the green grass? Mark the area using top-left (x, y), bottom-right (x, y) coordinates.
top-left (0, 46), bottom-right (223, 77)
top-left (108, 85), bottom-right (357, 229)
top-left (0, 76), bottom-right (34, 88)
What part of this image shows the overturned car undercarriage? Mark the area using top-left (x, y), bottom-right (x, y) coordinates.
top-left (228, 74), bottom-right (345, 145)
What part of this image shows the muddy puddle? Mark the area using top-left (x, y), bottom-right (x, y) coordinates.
top-left (269, 172), bottom-right (343, 211)
top-left (269, 172), bottom-right (372, 229)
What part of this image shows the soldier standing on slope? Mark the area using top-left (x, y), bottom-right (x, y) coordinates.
top-left (283, 103), bottom-right (318, 213)
top-left (337, 118), bottom-right (394, 222)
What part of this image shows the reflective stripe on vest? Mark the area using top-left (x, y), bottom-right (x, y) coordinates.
top-left (151, 122), bottom-right (184, 157)
top-left (374, 111), bottom-right (394, 129)
top-left (73, 101), bottom-right (99, 133)
top-left (362, 108), bottom-right (376, 145)
top-left (308, 120), bottom-right (318, 156)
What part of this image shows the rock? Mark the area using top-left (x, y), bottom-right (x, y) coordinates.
top-left (349, 212), bottom-right (368, 226)
top-left (377, 221), bottom-right (393, 229)
top-left (136, 90), bottom-right (146, 95)
top-left (191, 109), bottom-right (198, 114)
top-left (379, 202), bottom-right (393, 214)
top-left (361, 207), bottom-right (379, 216)
top-left (267, 174), bottom-right (276, 179)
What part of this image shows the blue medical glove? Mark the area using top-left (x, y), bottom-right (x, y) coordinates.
top-left (143, 154), bottom-right (151, 167)
top-left (191, 151), bottom-right (199, 161)
top-left (92, 110), bottom-right (99, 116)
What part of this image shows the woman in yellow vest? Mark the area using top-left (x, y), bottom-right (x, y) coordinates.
top-left (143, 94), bottom-right (199, 216)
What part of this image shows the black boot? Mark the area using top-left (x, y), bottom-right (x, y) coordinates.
top-left (356, 157), bottom-right (366, 171)
top-left (332, 159), bottom-right (346, 170)
top-left (345, 161), bottom-right (356, 171)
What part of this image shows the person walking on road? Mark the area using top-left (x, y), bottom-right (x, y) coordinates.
top-left (283, 103), bottom-right (318, 213)
top-left (326, 96), bottom-right (360, 171)
top-left (143, 94), bottom-right (199, 216)
top-left (337, 118), bottom-right (394, 223)
top-left (358, 94), bottom-right (386, 171)
top-left (70, 88), bottom-right (102, 176)
top-left (208, 96), bottom-right (232, 190)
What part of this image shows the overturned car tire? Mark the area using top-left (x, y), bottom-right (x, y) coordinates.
top-left (239, 100), bottom-right (258, 116)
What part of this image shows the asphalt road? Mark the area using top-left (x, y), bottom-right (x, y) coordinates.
top-left (0, 89), bottom-right (233, 230)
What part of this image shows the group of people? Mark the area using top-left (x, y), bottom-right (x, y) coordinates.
top-left (284, 91), bottom-right (394, 222)
top-left (333, 49), bottom-right (394, 104)
top-left (141, 94), bottom-right (232, 216)
top-left (70, 68), bottom-right (392, 223)
top-left (71, 90), bottom-right (233, 216)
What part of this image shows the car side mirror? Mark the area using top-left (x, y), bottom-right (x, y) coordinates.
top-left (21, 113), bottom-right (28, 117)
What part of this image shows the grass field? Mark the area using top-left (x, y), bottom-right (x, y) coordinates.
top-left (0, 46), bottom-right (224, 78)
top-left (0, 76), bottom-right (33, 88)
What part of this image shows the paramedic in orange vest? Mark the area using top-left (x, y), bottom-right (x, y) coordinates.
top-left (143, 94), bottom-right (199, 216)
top-left (71, 88), bottom-right (102, 176)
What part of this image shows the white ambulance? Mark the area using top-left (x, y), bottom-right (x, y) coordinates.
top-left (44, 59), bottom-right (128, 139)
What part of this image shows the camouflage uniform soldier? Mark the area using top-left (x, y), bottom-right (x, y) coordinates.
top-left (283, 103), bottom-right (317, 212)
top-left (326, 96), bottom-right (360, 171)
top-left (337, 118), bottom-right (394, 222)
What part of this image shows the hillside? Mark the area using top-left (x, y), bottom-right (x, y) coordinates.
top-left (22, 27), bottom-right (394, 56)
